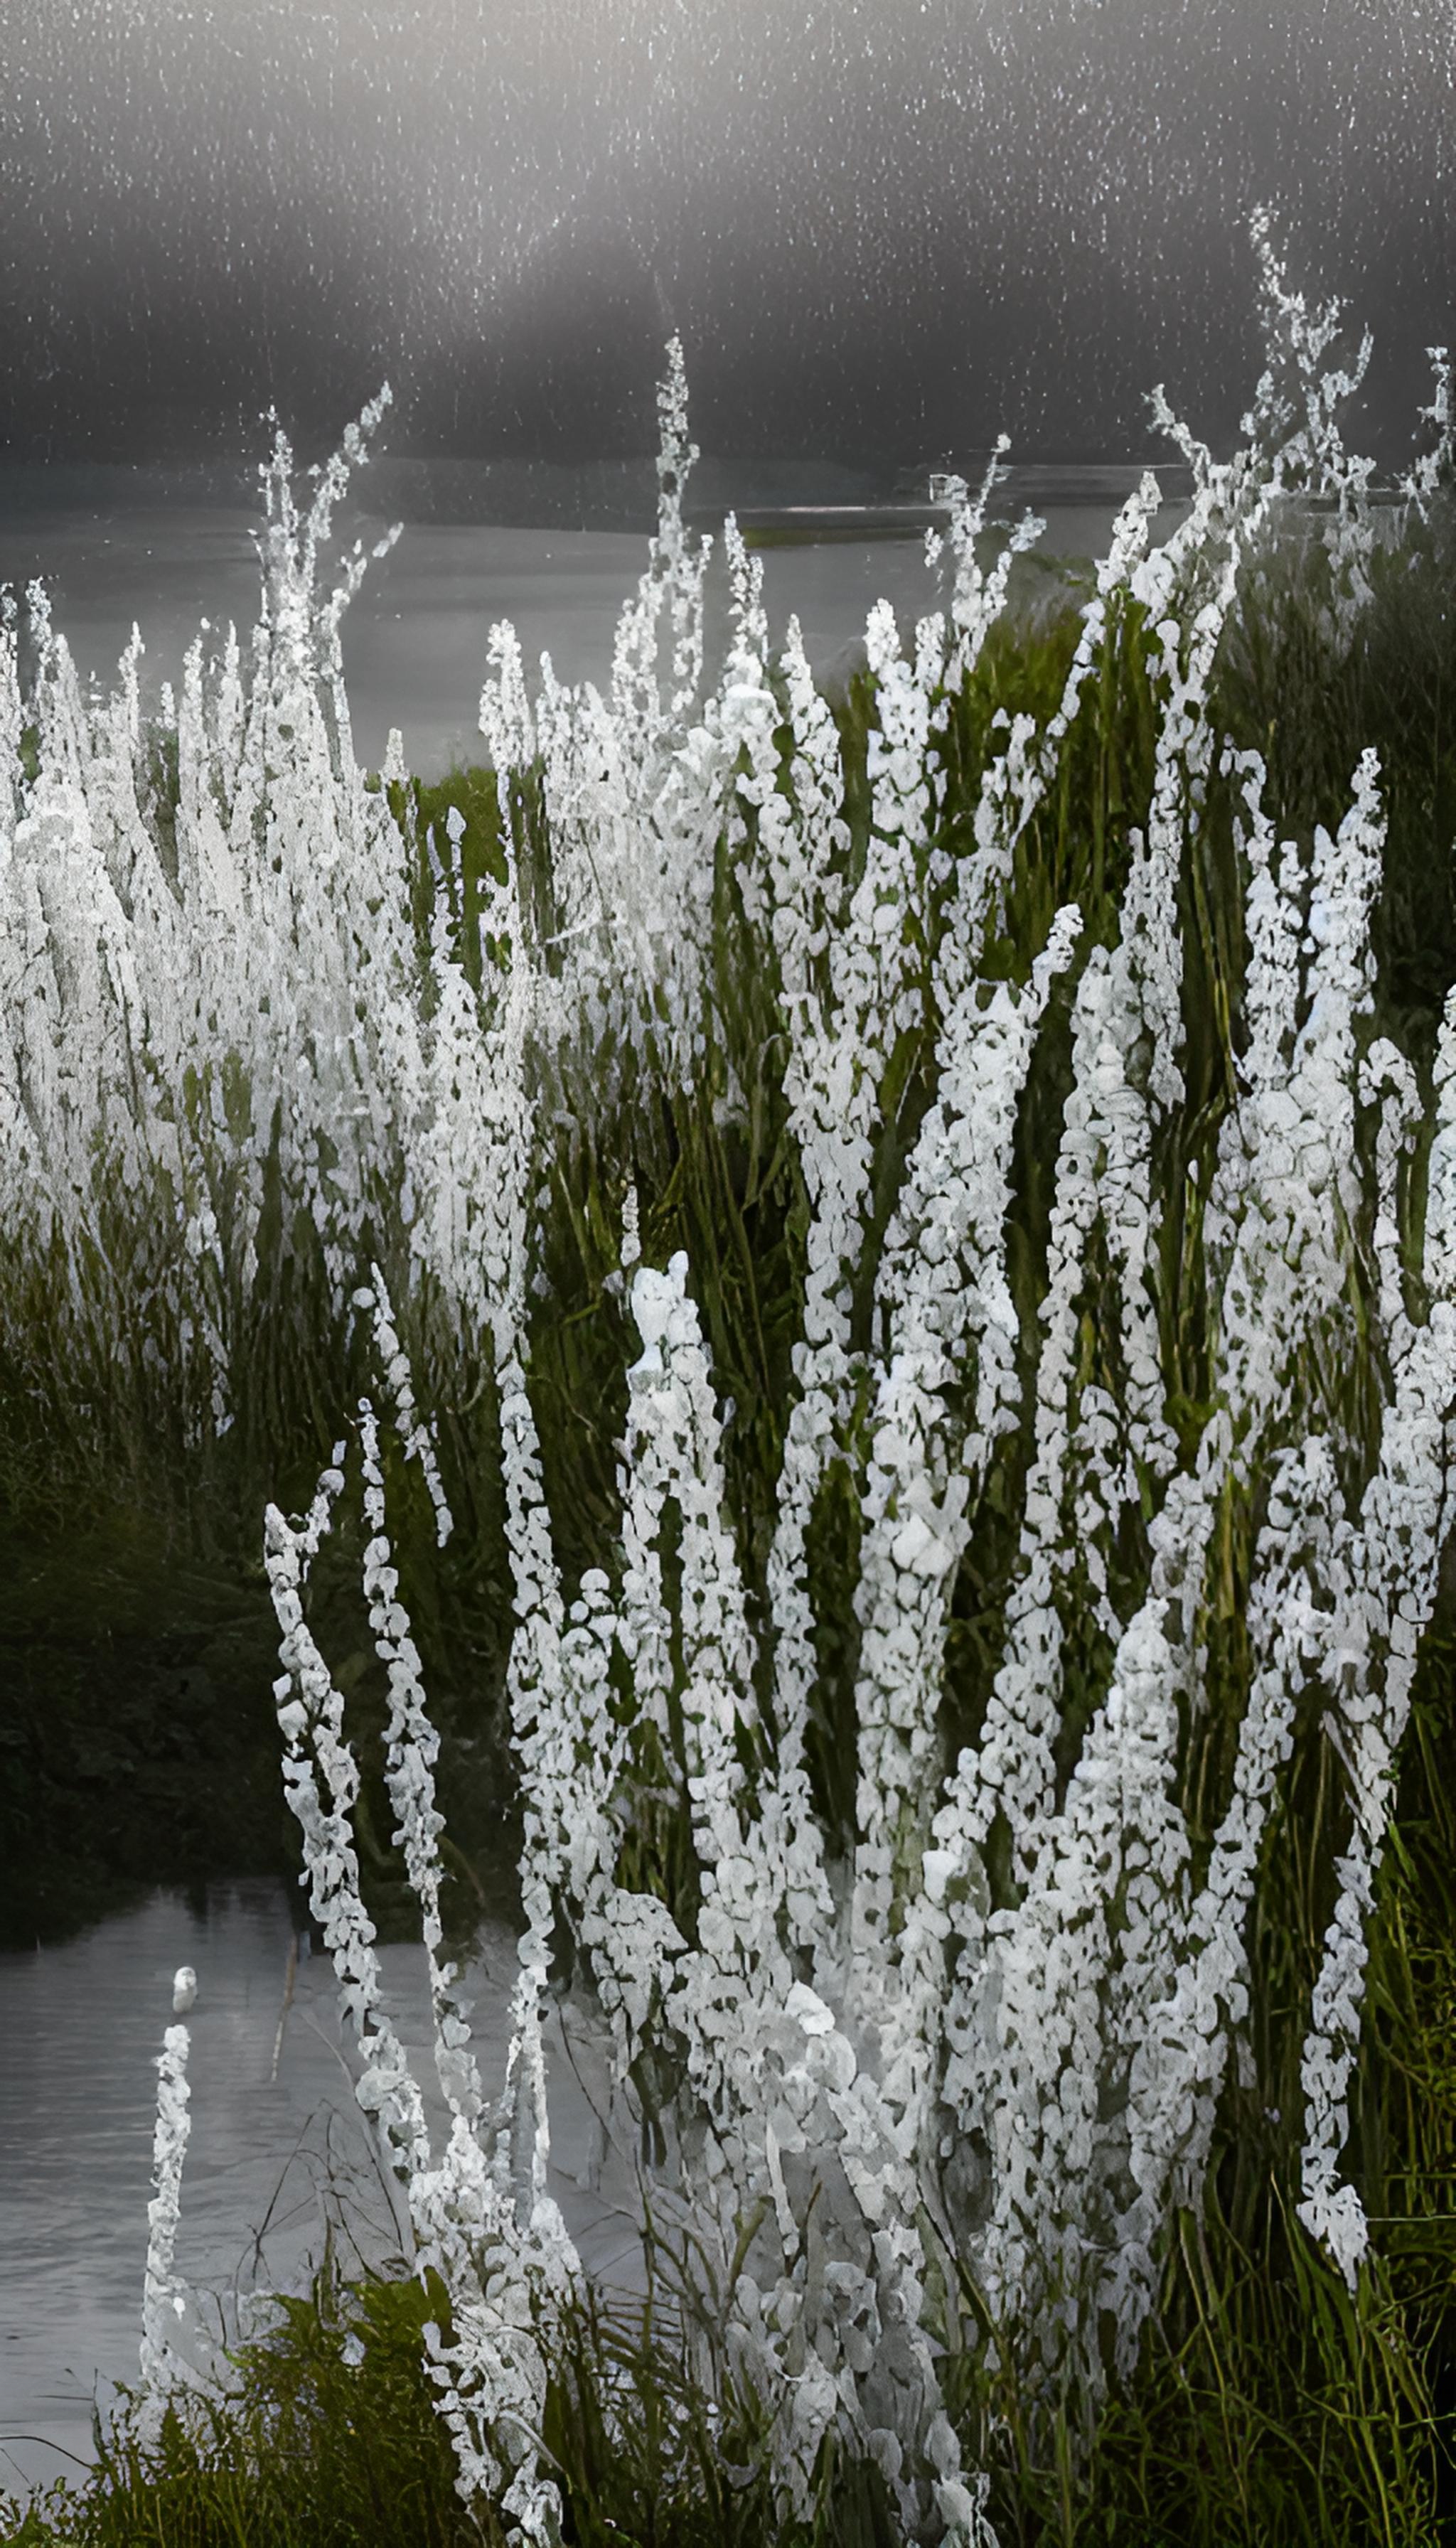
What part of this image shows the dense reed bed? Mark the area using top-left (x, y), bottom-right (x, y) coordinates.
top-left (4, 222), bottom-right (1455, 2542)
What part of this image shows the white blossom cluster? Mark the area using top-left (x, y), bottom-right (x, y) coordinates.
top-left (136, 2022), bottom-right (196, 2448)
top-left (0, 395), bottom-right (428, 1445)
top-left (1397, 346), bottom-right (1454, 530)
top-left (467, 251), bottom-right (1452, 2501)
top-left (1291, 985), bottom-right (1456, 2284)
top-left (437, 1246), bottom-right (1001, 2545)
top-left (478, 336), bottom-right (729, 1108)
top-left (264, 1410), bottom-right (577, 2547)
top-left (34, 225), bottom-right (1450, 2538)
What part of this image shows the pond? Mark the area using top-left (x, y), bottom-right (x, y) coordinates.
top-left (0, 459), bottom-right (1191, 781)
top-left (0, 1880), bottom-right (645, 2502)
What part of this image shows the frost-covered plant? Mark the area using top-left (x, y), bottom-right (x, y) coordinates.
top-left (466, 291), bottom-right (1451, 2495)
top-left (1233, 205), bottom-right (1384, 653)
top-left (136, 2022), bottom-right (196, 2448)
top-left (1293, 984), bottom-right (1456, 2284)
top-left (0, 395), bottom-right (432, 1453)
top-left (265, 1401), bottom-right (577, 2548)
top-left (251, 385), bottom-right (402, 784)
top-left (1399, 346), bottom-right (1455, 526)
top-left (479, 336), bottom-right (727, 1105)
top-left (31, 247), bottom-right (1450, 2541)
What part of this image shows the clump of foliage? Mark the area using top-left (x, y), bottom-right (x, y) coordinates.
top-left (3, 223), bottom-right (1455, 2547)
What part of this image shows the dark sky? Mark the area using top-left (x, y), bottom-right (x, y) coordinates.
top-left (1, 0), bottom-right (1452, 473)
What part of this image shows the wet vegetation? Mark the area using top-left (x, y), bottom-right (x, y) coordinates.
top-left (4, 340), bottom-right (1455, 2541)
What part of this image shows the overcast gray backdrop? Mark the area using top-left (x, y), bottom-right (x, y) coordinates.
top-left (1, 0), bottom-right (1451, 474)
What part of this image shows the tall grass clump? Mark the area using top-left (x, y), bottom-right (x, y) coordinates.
top-left (3, 211), bottom-right (1455, 2544)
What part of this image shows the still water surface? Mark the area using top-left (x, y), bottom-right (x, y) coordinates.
top-left (0, 1882), bottom-right (643, 2502)
top-left (0, 465), bottom-right (1190, 781)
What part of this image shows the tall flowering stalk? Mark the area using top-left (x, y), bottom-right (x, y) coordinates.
top-left (136, 2023), bottom-right (196, 2448)
top-left (1398, 344), bottom-right (1454, 528)
top-left (1294, 984), bottom-right (1456, 2284)
top-left (266, 1403), bottom-right (577, 2547)
top-left (0, 390), bottom-right (429, 1454)
top-left (503, 1250), bottom-right (1001, 2545)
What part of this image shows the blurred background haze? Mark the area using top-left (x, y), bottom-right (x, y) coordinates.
top-left (1, 0), bottom-right (1450, 477)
